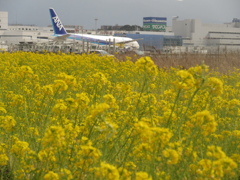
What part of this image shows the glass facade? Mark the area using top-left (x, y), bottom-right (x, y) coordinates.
top-left (114, 33), bottom-right (182, 51)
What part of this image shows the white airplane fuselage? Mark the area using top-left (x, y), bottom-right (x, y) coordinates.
top-left (64, 34), bottom-right (140, 50)
top-left (49, 8), bottom-right (140, 50)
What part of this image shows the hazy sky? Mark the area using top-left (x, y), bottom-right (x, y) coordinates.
top-left (0, 0), bottom-right (239, 30)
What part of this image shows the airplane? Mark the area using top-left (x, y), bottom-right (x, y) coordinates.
top-left (49, 8), bottom-right (140, 50)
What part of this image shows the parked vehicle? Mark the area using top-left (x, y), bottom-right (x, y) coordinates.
top-left (89, 50), bottom-right (114, 56)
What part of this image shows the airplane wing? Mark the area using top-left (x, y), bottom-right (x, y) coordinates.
top-left (52, 34), bottom-right (71, 41)
top-left (113, 38), bottom-right (143, 45)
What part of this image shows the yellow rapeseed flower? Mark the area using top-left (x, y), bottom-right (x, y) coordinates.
top-left (44, 171), bottom-right (59, 180)
top-left (10, 139), bottom-right (30, 156)
top-left (52, 79), bottom-right (68, 92)
top-left (135, 56), bottom-right (158, 78)
top-left (162, 148), bottom-right (180, 164)
top-left (17, 65), bottom-right (34, 78)
top-left (135, 171), bottom-right (152, 180)
top-left (90, 103), bottom-right (110, 117)
top-left (52, 100), bottom-right (68, 114)
top-left (42, 126), bottom-right (66, 148)
top-left (174, 70), bottom-right (195, 90)
top-left (0, 107), bottom-right (7, 114)
top-left (206, 77), bottom-right (223, 96)
top-left (60, 168), bottom-right (73, 180)
top-left (42, 85), bottom-right (54, 96)
top-left (0, 143), bottom-right (9, 166)
top-left (76, 92), bottom-right (90, 108)
top-left (189, 110), bottom-right (217, 136)
top-left (94, 162), bottom-right (119, 180)
top-left (57, 72), bottom-right (77, 88)
top-left (0, 115), bottom-right (16, 131)
top-left (0, 154), bottom-right (8, 166)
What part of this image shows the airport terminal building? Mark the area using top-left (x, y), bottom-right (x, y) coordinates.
top-left (1, 10), bottom-right (240, 53)
top-left (114, 17), bottom-right (240, 53)
top-left (172, 17), bottom-right (240, 52)
top-left (0, 11), bottom-right (52, 48)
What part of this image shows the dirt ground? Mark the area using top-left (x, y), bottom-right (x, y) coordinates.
top-left (115, 52), bottom-right (240, 73)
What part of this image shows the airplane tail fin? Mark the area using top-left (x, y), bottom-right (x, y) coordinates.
top-left (49, 8), bottom-right (67, 35)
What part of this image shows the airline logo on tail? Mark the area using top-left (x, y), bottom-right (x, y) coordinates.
top-left (52, 16), bottom-right (64, 31)
top-left (49, 8), bottom-right (67, 35)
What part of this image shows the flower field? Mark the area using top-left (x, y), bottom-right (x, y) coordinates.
top-left (0, 52), bottom-right (239, 180)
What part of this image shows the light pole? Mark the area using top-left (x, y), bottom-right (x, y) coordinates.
top-left (94, 18), bottom-right (98, 34)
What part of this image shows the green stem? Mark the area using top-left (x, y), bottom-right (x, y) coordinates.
top-left (166, 89), bottom-right (182, 126)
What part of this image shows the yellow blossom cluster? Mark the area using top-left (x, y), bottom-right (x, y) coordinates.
top-left (0, 52), bottom-right (239, 179)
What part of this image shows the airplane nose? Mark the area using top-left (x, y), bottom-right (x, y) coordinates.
top-left (134, 42), bottom-right (140, 49)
